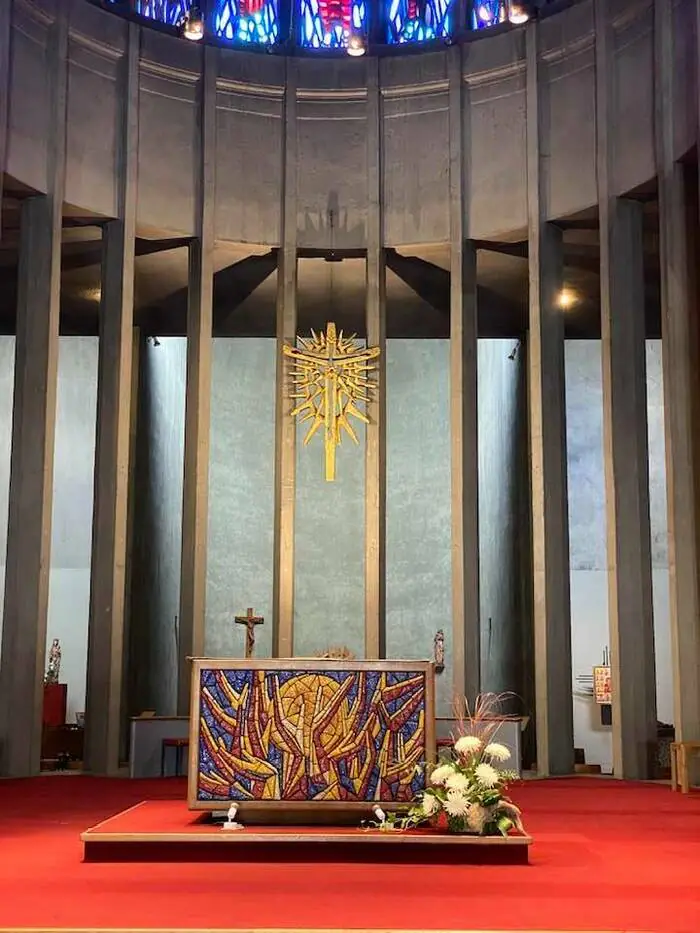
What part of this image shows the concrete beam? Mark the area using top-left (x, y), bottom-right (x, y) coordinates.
top-left (526, 22), bottom-right (574, 776)
top-left (272, 59), bottom-right (298, 658)
top-left (0, 10), bottom-right (68, 776)
top-left (84, 23), bottom-right (139, 776)
top-left (655, 0), bottom-right (700, 747)
top-left (178, 44), bottom-right (217, 712)
top-left (364, 57), bottom-right (387, 660)
top-left (448, 46), bottom-right (480, 706)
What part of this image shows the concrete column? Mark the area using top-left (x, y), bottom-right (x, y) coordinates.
top-left (600, 200), bottom-right (657, 778)
top-left (0, 0), bottom-right (10, 240)
top-left (655, 0), bottom-right (700, 746)
top-left (595, 0), bottom-right (656, 779)
top-left (178, 45), bottom-right (217, 713)
top-left (448, 47), bottom-right (480, 706)
top-left (83, 25), bottom-right (139, 775)
top-left (0, 10), bottom-right (68, 777)
top-left (364, 57), bottom-right (386, 660)
top-left (525, 23), bottom-right (574, 775)
top-left (272, 59), bottom-right (298, 658)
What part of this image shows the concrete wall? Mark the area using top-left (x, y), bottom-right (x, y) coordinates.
top-left (205, 338), bottom-right (276, 659)
top-left (385, 341), bottom-right (453, 713)
top-left (566, 340), bottom-right (670, 773)
top-left (6, 0), bottom-right (695, 244)
top-left (0, 337), bottom-right (97, 724)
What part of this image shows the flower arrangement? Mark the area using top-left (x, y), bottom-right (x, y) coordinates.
top-left (365, 693), bottom-right (526, 838)
top-left (406, 733), bottom-right (524, 836)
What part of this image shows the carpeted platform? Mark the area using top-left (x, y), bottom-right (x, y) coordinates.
top-left (0, 775), bottom-right (698, 931)
top-left (81, 799), bottom-right (531, 864)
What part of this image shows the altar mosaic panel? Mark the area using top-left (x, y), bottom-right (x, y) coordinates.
top-left (192, 665), bottom-right (430, 806)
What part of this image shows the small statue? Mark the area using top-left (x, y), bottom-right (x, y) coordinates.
top-left (222, 802), bottom-right (243, 831)
top-left (434, 630), bottom-right (445, 674)
top-left (45, 639), bottom-right (61, 685)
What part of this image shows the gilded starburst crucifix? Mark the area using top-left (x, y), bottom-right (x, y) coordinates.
top-left (283, 322), bottom-right (380, 482)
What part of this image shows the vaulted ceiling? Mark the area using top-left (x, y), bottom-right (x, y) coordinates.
top-left (0, 173), bottom-right (664, 340)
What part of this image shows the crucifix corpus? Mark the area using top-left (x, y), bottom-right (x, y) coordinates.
top-left (234, 607), bottom-right (264, 659)
top-left (283, 322), bottom-right (380, 482)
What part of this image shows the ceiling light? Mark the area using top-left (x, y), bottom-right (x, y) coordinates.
top-left (507, 1), bottom-right (532, 25)
top-left (346, 33), bottom-right (366, 57)
top-left (181, 5), bottom-right (204, 41)
top-left (557, 288), bottom-right (577, 310)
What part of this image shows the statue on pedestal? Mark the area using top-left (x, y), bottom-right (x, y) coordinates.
top-left (434, 629), bottom-right (445, 674)
top-left (45, 638), bottom-right (61, 685)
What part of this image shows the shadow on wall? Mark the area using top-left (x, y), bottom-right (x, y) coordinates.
top-left (127, 335), bottom-right (186, 722)
top-left (478, 339), bottom-right (532, 717)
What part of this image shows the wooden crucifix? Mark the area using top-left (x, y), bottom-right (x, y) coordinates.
top-left (234, 607), bottom-right (264, 659)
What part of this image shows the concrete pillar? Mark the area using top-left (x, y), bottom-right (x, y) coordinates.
top-left (272, 59), bottom-right (298, 658)
top-left (364, 57), bottom-right (386, 660)
top-left (177, 45), bottom-right (217, 713)
top-left (83, 25), bottom-right (139, 775)
top-left (600, 200), bottom-right (657, 778)
top-left (525, 23), bottom-right (574, 775)
top-left (0, 0), bottom-right (10, 241)
top-left (595, 0), bottom-right (656, 779)
top-left (0, 11), bottom-right (68, 776)
top-left (448, 47), bottom-right (480, 706)
top-left (655, 0), bottom-right (700, 746)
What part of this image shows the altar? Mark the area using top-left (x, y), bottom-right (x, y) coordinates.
top-left (187, 658), bottom-right (435, 814)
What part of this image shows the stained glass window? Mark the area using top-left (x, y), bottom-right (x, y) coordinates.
top-left (298, 0), bottom-right (367, 49)
top-left (134, 0), bottom-right (191, 25)
top-left (214, 0), bottom-right (280, 44)
top-left (387, 0), bottom-right (453, 44)
top-left (470, 0), bottom-right (506, 28)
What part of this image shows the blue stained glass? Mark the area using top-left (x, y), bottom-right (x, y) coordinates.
top-left (134, 0), bottom-right (192, 25)
top-left (214, 0), bottom-right (280, 45)
top-left (298, 0), bottom-right (367, 49)
top-left (470, 0), bottom-right (505, 29)
top-left (386, 0), bottom-right (453, 44)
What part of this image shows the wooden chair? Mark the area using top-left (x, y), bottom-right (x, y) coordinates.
top-left (161, 737), bottom-right (189, 777)
top-left (670, 741), bottom-right (700, 793)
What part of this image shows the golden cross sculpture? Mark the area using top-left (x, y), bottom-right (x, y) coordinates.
top-left (234, 607), bottom-right (264, 659)
top-left (283, 322), bottom-right (380, 481)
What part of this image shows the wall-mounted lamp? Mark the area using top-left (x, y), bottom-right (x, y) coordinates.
top-left (180, 5), bottom-right (205, 41)
top-left (346, 33), bottom-right (367, 57)
top-left (557, 288), bottom-right (578, 311)
top-left (506, 0), bottom-right (533, 24)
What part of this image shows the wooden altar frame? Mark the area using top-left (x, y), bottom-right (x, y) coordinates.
top-left (187, 658), bottom-right (436, 813)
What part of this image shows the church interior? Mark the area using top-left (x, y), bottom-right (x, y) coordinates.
top-left (0, 0), bottom-right (700, 930)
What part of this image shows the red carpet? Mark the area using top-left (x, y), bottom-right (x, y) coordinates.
top-left (0, 775), bottom-right (698, 931)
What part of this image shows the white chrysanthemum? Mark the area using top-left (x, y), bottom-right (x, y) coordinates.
top-left (484, 742), bottom-right (511, 762)
top-left (443, 790), bottom-right (470, 818)
top-left (421, 792), bottom-right (440, 817)
top-left (454, 735), bottom-right (482, 756)
top-left (429, 763), bottom-right (455, 786)
top-left (466, 802), bottom-right (490, 834)
top-left (474, 762), bottom-right (500, 787)
top-left (445, 771), bottom-right (471, 793)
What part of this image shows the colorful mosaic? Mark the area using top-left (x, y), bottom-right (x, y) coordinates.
top-left (196, 668), bottom-right (427, 803)
top-left (470, 0), bottom-right (505, 29)
top-left (134, 0), bottom-right (191, 25)
top-left (298, 0), bottom-right (367, 50)
top-left (387, 0), bottom-right (454, 44)
top-left (214, 0), bottom-right (280, 45)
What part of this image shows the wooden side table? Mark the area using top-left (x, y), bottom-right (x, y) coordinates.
top-left (161, 737), bottom-right (189, 777)
top-left (670, 741), bottom-right (700, 793)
